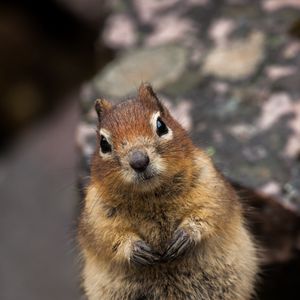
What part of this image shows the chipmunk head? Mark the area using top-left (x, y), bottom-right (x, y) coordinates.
top-left (91, 83), bottom-right (194, 193)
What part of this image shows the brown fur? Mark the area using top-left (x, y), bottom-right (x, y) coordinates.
top-left (78, 83), bottom-right (258, 300)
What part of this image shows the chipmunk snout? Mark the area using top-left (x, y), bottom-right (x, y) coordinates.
top-left (129, 150), bottom-right (149, 172)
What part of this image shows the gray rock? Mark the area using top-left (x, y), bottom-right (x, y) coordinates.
top-left (93, 45), bottom-right (188, 98)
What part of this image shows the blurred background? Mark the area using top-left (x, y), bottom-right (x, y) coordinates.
top-left (1, 0), bottom-right (300, 299)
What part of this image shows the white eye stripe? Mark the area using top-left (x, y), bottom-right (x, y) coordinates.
top-left (150, 111), bottom-right (173, 141)
top-left (150, 111), bottom-right (161, 132)
top-left (99, 128), bottom-right (112, 142)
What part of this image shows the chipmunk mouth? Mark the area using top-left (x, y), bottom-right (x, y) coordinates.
top-left (136, 169), bottom-right (156, 181)
top-left (120, 164), bottom-right (163, 191)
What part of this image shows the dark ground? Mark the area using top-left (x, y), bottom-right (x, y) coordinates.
top-left (0, 100), bottom-right (82, 300)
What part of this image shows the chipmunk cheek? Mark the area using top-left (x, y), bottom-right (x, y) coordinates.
top-left (150, 154), bottom-right (166, 174)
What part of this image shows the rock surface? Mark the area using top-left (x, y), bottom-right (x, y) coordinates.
top-left (79, 0), bottom-right (300, 213)
top-left (93, 45), bottom-right (188, 98)
top-left (203, 31), bottom-right (265, 80)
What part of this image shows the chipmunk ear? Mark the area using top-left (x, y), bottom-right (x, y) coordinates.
top-left (95, 98), bottom-right (112, 122)
top-left (138, 82), bottom-right (165, 113)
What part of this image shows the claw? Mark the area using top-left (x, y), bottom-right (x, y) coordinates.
top-left (162, 228), bottom-right (194, 262)
top-left (131, 240), bottom-right (161, 266)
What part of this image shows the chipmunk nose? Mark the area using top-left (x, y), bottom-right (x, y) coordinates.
top-left (129, 151), bottom-right (149, 172)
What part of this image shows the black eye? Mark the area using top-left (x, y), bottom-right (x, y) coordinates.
top-left (100, 135), bottom-right (112, 153)
top-left (156, 117), bottom-right (168, 137)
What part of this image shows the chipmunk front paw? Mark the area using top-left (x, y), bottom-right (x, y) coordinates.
top-left (162, 228), bottom-right (196, 262)
top-left (130, 240), bottom-right (161, 266)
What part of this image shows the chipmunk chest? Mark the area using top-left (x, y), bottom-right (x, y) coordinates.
top-left (130, 203), bottom-right (180, 251)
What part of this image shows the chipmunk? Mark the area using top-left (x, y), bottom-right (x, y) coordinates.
top-left (78, 83), bottom-right (258, 300)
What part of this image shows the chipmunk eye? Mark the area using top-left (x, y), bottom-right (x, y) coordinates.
top-left (156, 117), bottom-right (168, 137)
top-left (100, 135), bottom-right (112, 153)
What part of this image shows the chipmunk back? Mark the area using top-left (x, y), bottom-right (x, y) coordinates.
top-left (78, 83), bottom-right (258, 300)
